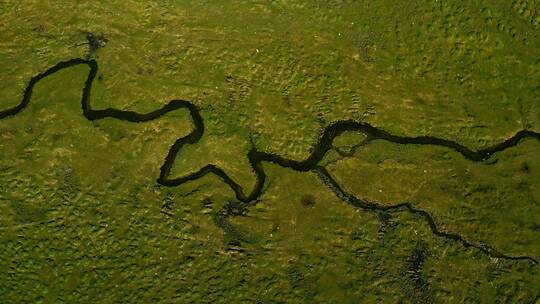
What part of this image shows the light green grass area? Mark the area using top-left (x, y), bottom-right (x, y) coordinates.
top-left (1, 1), bottom-right (540, 303)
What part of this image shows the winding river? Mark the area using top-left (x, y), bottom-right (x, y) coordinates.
top-left (1, 58), bottom-right (539, 266)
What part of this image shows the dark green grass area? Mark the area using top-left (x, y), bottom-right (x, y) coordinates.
top-left (1, 1), bottom-right (540, 303)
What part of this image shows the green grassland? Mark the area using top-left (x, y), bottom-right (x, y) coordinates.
top-left (1, 1), bottom-right (540, 303)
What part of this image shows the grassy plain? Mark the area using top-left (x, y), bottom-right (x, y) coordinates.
top-left (1, 1), bottom-right (540, 303)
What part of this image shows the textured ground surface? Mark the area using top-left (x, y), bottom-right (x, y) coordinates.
top-left (1, 1), bottom-right (540, 303)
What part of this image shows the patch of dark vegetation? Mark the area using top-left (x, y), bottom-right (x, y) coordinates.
top-left (32, 24), bottom-right (45, 34)
top-left (31, 24), bottom-right (54, 39)
top-left (185, 224), bottom-right (200, 235)
top-left (10, 201), bottom-right (48, 224)
top-left (286, 266), bottom-right (305, 289)
top-left (58, 163), bottom-right (78, 198)
top-left (300, 194), bottom-right (316, 207)
top-left (357, 36), bottom-right (375, 63)
top-left (350, 227), bottom-right (364, 241)
top-left (285, 264), bottom-right (317, 300)
top-left (377, 211), bottom-right (395, 246)
top-left (161, 192), bottom-right (175, 210)
top-left (530, 222), bottom-right (540, 232)
top-left (402, 241), bottom-right (434, 304)
top-left (83, 32), bottom-right (108, 59)
top-left (408, 242), bottom-right (429, 271)
top-left (355, 29), bottom-right (385, 64)
top-left (212, 200), bottom-right (251, 246)
top-left (225, 74), bottom-right (251, 108)
top-left (219, 200), bottom-right (251, 217)
top-left (521, 161), bottom-right (530, 173)
top-left (517, 180), bottom-right (530, 191)
top-left (378, 211), bottom-right (392, 226)
top-left (182, 186), bottom-right (204, 197)
top-left (201, 197), bottom-right (212, 209)
top-left (472, 183), bottom-right (496, 194)
top-left (485, 261), bottom-right (509, 281)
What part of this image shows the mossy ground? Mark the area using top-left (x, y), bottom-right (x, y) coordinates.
top-left (1, 1), bottom-right (540, 303)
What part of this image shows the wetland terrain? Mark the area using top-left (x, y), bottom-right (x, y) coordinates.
top-left (1, 1), bottom-right (540, 303)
